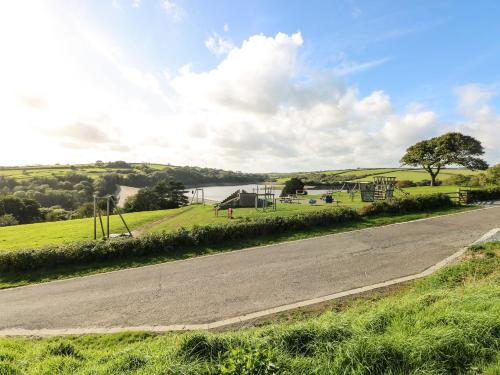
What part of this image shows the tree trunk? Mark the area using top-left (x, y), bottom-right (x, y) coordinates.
top-left (430, 173), bottom-right (437, 186)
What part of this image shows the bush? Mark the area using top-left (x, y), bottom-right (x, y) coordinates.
top-left (466, 187), bottom-right (500, 202)
top-left (216, 345), bottom-right (281, 375)
top-left (396, 180), bottom-right (416, 188)
top-left (359, 193), bottom-right (455, 216)
top-left (0, 214), bottom-right (18, 227)
top-left (0, 207), bottom-right (360, 273)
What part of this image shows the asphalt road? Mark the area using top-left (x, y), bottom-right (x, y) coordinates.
top-left (1, 207), bottom-right (499, 333)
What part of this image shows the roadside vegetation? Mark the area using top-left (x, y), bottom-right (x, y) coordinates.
top-left (1, 241), bottom-right (498, 374)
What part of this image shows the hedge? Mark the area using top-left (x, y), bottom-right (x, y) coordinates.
top-left (0, 194), bottom-right (460, 273)
top-left (358, 193), bottom-right (456, 216)
top-left (466, 187), bottom-right (500, 203)
top-left (0, 207), bottom-right (359, 273)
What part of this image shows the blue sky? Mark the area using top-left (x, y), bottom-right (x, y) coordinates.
top-left (0, 0), bottom-right (499, 171)
top-left (88, 0), bottom-right (500, 117)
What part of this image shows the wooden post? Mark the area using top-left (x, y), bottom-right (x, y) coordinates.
top-left (93, 196), bottom-right (97, 240)
top-left (110, 196), bottom-right (132, 237)
top-left (98, 211), bottom-right (105, 239)
top-left (106, 196), bottom-right (110, 239)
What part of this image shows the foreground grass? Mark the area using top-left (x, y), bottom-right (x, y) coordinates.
top-left (1, 242), bottom-right (498, 374)
top-left (0, 205), bottom-right (475, 289)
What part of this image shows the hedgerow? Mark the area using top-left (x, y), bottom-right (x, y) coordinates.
top-left (467, 187), bottom-right (500, 202)
top-left (358, 193), bottom-right (455, 216)
top-left (0, 207), bottom-right (359, 273)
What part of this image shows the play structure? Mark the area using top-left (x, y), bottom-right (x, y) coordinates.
top-left (328, 177), bottom-right (407, 202)
top-left (190, 187), bottom-right (205, 205)
top-left (253, 185), bottom-right (277, 211)
top-left (93, 195), bottom-right (132, 240)
top-left (217, 185), bottom-right (276, 211)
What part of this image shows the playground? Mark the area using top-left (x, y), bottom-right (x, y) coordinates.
top-left (0, 176), bottom-right (482, 252)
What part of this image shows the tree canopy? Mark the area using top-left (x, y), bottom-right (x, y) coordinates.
top-left (124, 180), bottom-right (188, 212)
top-left (281, 177), bottom-right (305, 196)
top-left (400, 132), bottom-right (488, 186)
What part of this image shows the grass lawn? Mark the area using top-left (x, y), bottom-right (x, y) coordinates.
top-left (0, 208), bottom-right (185, 251)
top-left (1, 242), bottom-right (498, 374)
top-left (0, 205), bottom-right (476, 289)
top-left (145, 203), bottom-right (342, 234)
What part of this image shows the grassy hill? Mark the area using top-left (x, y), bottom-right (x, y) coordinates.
top-left (1, 241), bottom-right (498, 374)
top-left (0, 208), bottom-right (183, 251)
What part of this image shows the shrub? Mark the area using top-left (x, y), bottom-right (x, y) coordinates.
top-left (216, 345), bottom-right (281, 375)
top-left (396, 180), bottom-right (416, 188)
top-left (0, 214), bottom-right (18, 227)
top-left (466, 187), bottom-right (500, 202)
top-left (359, 193), bottom-right (455, 216)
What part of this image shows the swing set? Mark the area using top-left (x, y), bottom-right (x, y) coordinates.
top-left (93, 195), bottom-right (132, 240)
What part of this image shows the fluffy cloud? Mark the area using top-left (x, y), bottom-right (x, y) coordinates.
top-left (166, 32), bottom-right (444, 170)
top-left (454, 84), bottom-right (500, 161)
top-left (205, 33), bottom-right (235, 56)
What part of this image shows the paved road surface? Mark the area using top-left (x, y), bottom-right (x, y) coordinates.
top-left (1, 207), bottom-right (499, 333)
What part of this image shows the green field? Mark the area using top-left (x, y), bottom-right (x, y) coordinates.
top-left (0, 163), bottom-right (170, 181)
top-left (271, 167), bottom-right (482, 184)
top-left (1, 242), bottom-right (498, 374)
top-left (0, 208), bottom-right (183, 251)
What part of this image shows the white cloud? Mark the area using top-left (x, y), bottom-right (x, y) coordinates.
top-left (454, 84), bottom-right (500, 162)
top-left (132, 0), bottom-right (141, 8)
top-left (205, 33), bottom-right (235, 56)
top-left (161, 0), bottom-right (184, 21)
top-left (223, 23), bottom-right (229, 32)
top-left (334, 57), bottom-right (390, 76)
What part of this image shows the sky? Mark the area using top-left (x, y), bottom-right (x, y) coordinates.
top-left (0, 0), bottom-right (499, 172)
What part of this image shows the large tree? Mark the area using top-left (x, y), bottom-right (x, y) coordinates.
top-left (281, 177), bottom-right (305, 196)
top-left (124, 180), bottom-right (188, 212)
top-left (400, 132), bottom-right (488, 186)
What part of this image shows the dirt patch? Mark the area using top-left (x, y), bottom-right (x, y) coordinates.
top-left (131, 206), bottom-right (195, 237)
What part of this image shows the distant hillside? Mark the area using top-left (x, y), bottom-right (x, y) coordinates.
top-left (269, 167), bottom-right (482, 185)
top-left (0, 162), bottom-right (268, 187)
top-left (0, 162), bottom-right (268, 223)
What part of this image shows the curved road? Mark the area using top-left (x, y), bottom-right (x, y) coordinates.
top-left (1, 206), bottom-right (499, 335)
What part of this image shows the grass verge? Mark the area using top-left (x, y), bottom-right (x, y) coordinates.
top-left (0, 241), bottom-right (498, 374)
top-left (0, 205), bottom-right (475, 289)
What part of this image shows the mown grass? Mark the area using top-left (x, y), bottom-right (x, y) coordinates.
top-left (0, 208), bottom-right (185, 251)
top-left (1, 242), bottom-right (498, 374)
top-left (0, 205), bottom-right (475, 289)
